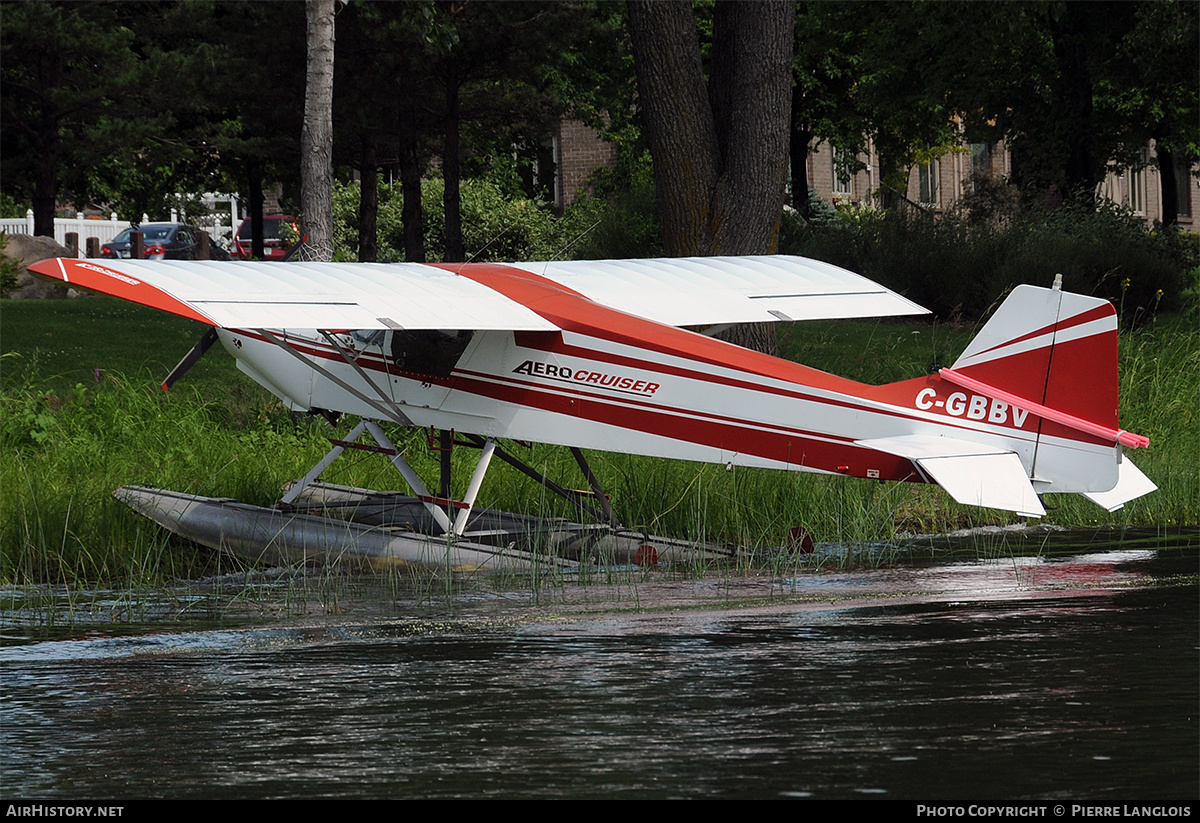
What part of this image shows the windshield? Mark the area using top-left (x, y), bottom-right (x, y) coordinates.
top-left (110, 225), bottom-right (176, 244)
top-left (139, 226), bottom-right (174, 241)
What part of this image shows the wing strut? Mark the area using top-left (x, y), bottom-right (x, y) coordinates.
top-left (318, 330), bottom-right (424, 428)
top-left (162, 327), bottom-right (220, 391)
top-left (571, 447), bottom-right (619, 526)
top-left (258, 329), bottom-right (416, 427)
top-left (463, 436), bottom-right (620, 526)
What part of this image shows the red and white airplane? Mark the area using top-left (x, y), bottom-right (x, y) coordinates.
top-left (29, 254), bottom-right (1154, 539)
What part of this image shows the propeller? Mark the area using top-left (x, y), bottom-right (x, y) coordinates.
top-left (162, 326), bottom-right (220, 391)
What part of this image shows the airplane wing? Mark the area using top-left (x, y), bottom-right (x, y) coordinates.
top-left (857, 434), bottom-right (1046, 517)
top-left (506, 255), bottom-right (927, 325)
top-left (26, 258), bottom-right (558, 331)
top-left (27, 255), bottom-right (926, 331)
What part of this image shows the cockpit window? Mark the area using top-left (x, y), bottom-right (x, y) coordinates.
top-left (389, 330), bottom-right (472, 377)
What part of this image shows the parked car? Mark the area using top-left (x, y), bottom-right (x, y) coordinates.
top-left (100, 223), bottom-right (231, 260)
top-left (230, 215), bottom-right (299, 260)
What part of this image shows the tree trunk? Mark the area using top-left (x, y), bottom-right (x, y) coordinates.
top-left (246, 159), bottom-right (265, 259)
top-left (33, 143), bottom-right (57, 237)
top-left (1156, 143), bottom-right (1178, 228)
top-left (32, 79), bottom-right (60, 237)
top-left (790, 122), bottom-right (813, 220)
top-left (300, 0), bottom-right (336, 261)
top-left (442, 56), bottom-right (464, 263)
top-left (28, 36), bottom-right (61, 237)
top-left (358, 134), bottom-right (378, 262)
top-left (877, 155), bottom-right (899, 210)
top-left (1048, 4), bottom-right (1098, 208)
top-left (400, 138), bottom-right (426, 262)
top-left (627, 0), bottom-right (793, 353)
top-left (627, 1), bottom-right (720, 257)
top-left (707, 1), bottom-right (793, 255)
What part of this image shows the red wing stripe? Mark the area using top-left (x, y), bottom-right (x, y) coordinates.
top-left (453, 262), bottom-right (868, 396)
top-left (27, 259), bottom-right (217, 326)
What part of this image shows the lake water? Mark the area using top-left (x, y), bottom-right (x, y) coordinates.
top-left (2, 528), bottom-right (1196, 800)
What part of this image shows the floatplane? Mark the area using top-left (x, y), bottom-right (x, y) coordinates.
top-left (28, 255), bottom-right (1155, 571)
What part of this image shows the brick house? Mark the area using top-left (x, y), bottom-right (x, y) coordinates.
top-left (554, 117), bottom-right (1197, 229)
top-left (803, 137), bottom-right (1198, 230)
top-left (532, 118), bottom-right (619, 212)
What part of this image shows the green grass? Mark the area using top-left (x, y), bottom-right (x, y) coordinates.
top-left (0, 295), bottom-right (243, 396)
top-left (1, 296), bottom-right (1196, 585)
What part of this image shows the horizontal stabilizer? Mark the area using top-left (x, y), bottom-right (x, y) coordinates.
top-left (1082, 457), bottom-right (1157, 512)
top-left (858, 434), bottom-right (1045, 517)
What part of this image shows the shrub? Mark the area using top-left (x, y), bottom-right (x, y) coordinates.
top-left (332, 173), bottom-right (664, 263)
top-left (781, 200), bottom-right (1190, 320)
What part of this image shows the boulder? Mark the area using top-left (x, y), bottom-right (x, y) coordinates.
top-left (1, 233), bottom-right (73, 299)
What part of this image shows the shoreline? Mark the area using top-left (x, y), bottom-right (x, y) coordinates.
top-left (3, 526), bottom-right (1195, 641)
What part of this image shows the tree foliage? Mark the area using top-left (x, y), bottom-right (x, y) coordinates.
top-left (936, 0), bottom-right (1199, 210)
top-left (1, 0), bottom-right (1193, 271)
top-left (1, 2), bottom-right (154, 234)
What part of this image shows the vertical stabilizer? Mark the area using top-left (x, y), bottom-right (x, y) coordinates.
top-left (940, 282), bottom-right (1151, 504)
top-left (950, 284), bottom-right (1119, 432)
top-left (868, 281), bottom-right (1153, 512)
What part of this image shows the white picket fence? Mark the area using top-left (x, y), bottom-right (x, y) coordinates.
top-left (0, 211), bottom-right (130, 255)
top-left (0, 193), bottom-right (242, 256)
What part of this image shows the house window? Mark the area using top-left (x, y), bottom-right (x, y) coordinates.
top-left (1099, 170), bottom-right (1121, 205)
top-left (831, 147), bottom-right (852, 196)
top-left (516, 136), bottom-right (559, 207)
top-left (1128, 166), bottom-right (1146, 215)
top-left (919, 158), bottom-right (941, 207)
top-left (1175, 160), bottom-right (1193, 217)
top-left (969, 143), bottom-right (993, 192)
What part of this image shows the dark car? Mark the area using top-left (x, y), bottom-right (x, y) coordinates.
top-left (231, 215), bottom-right (299, 260)
top-left (100, 223), bottom-right (231, 261)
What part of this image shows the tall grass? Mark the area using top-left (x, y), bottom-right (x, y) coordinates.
top-left (0, 362), bottom-right (313, 583)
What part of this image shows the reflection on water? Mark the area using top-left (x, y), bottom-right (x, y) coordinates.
top-left (1, 536), bottom-right (1196, 799)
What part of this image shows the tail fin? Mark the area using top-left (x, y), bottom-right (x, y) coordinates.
top-left (942, 281), bottom-right (1153, 508)
top-left (949, 280), bottom-right (1118, 433)
top-left (866, 280), bottom-right (1154, 514)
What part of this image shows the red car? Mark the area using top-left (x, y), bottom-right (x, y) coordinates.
top-left (231, 215), bottom-right (299, 260)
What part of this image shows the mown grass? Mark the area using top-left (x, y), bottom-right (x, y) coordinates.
top-left (1, 296), bottom-right (1196, 585)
